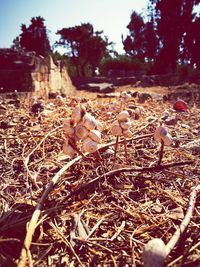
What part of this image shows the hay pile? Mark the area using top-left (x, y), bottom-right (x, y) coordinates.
top-left (0, 92), bottom-right (199, 266)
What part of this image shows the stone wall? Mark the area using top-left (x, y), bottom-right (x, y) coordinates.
top-left (0, 49), bottom-right (75, 97)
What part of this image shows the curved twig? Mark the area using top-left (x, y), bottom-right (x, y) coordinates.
top-left (165, 184), bottom-right (200, 256)
top-left (17, 155), bottom-right (82, 267)
top-left (143, 184), bottom-right (200, 267)
top-left (65, 160), bottom-right (194, 200)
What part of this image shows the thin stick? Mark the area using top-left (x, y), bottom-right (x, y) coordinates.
top-left (17, 155), bottom-right (82, 267)
top-left (158, 140), bottom-right (164, 165)
top-left (165, 184), bottom-right (200, 256)
top-left (50, 221), bottom-right (84, 267)
top-left (113, 136), bottom-right (119, 165)
top-left (143, 185), bottom-right (200, 267)
top-left (74, 237), bottom-right (113, 253)
top-left (86, 215), bottom-right (108, 240)
top-left (65, 160), bottom-right (194, 201)
top-left (23, 125), bottom-right (62, 189)
top-left (69, 138), bottom-right (89, 160)
top-left (110, 220), bottom-right (126, 241)
top-left (167, 240), bottom-right (200, 266)
top-left (123, 137), bottom-right (128, 163)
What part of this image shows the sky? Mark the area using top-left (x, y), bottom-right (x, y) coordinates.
top-left (0, 0), bottom-right (149, 54)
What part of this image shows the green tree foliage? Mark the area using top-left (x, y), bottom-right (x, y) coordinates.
top-left (124, 1), bottom-right (200, 74)
top-left (150, 0), bottom-right (200, 72)
top-left (56, 23), bottom-right (111, 77)
top-left (123, 11), bottom-right (158, 62)
top-left (13, 16), bottom-right (51, 56)
top-left (123, 12), bottom-right (146, 60)
top-left (181, 4), bottom-right (200, 68)
top-left (100, 55), bottom-right (144, 76)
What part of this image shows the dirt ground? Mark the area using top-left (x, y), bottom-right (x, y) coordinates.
top-left (0, 85), bottom-right (199, 266)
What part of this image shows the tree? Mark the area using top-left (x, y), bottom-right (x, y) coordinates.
top-left (123, 11), bottom-right (158, 62)
top-left (56, 23), bottom-right (111, 77)
top-left (181, 2), bottom-right (200, 68)
top-left (13, 16), bottom-right (51, 56)
top-left (143, 20), bottom-right (158, 61)
top-left (123, 12), bottom-right (146, 60)
top-left (150, 0), bottom-right (200, 72)
top-left (99, 54), bottom-right (143, 76)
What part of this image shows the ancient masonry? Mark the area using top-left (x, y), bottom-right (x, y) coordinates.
top-left (0, 48), bottom-right (75, 96)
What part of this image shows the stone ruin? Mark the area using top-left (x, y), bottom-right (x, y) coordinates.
top-left (0, 48), bottom-right (75, 97)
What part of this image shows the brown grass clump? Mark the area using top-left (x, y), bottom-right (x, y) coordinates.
top-left (0, 89), bottom-right (199, 267)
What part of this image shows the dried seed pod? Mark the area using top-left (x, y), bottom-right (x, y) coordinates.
top-left (111, 121), bottom-right (123, 136)
top-left (162, 134), bottom-right (173, 146)
top-left (63, 128), bottom-right (75, 137)
top-left (82, 137), bottom-right (98, 153)
top-left (63, 142), bottom-right (76, 157)
top-left (64, 136), bottom-right (69, 144)
top-left (56, 95), bottom-right (64, 105)
top-left (63, 119), bottom-right (74, 136)
top-left (120, 91), bottom-right (128, 97)
top-left (106, 102), bottom-right (120, 112)
top-left (154, 126), bottom-right (168, 142)
top-left (95, 120), bottom-right (104, 132)
top-left (120, 91), bottom-right (131, 102)
top-left (117, 110), bottom-right (129, 121)
top-left (71, 108), bottom-right (82, 123)
top-left (125, 94), bottom-right (131, 101)
top-left (123, 129), bottom-right (133, 138)
top-left (120, 118), bottom-right (131, 130)
top-left (75, 124), bottom-right (89, 139)
top-left (63, 118), bottom-right (72, 128)
top-left (89, 129), bottom-right (101, 143)
top-left (83, 113), bottom-right (96, 130)
top-left (71, 105), bottom-right (86, 124)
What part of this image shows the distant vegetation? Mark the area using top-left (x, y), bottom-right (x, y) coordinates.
top-left (11, 0), bottom-right (200, 79)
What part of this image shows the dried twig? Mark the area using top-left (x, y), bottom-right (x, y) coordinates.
top-left (165, 184), bottom-right (200, 256)
top-left (50, 221), bottom-right (84, 267)
top-left (158, 140), bottom-right (164, 166)
top-left (143, 185), bottom-right (200, 267)
top-left (17, 155), bottom-right (82, 267)
top-left (65, 160), bottom-right (194, 200)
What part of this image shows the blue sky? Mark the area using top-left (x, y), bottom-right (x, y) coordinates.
top-left (0, 0), bottom-right (149, 53)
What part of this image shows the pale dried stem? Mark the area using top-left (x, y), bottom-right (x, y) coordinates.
top-left (165, 184), bottom-right (200, 256)
top-left (113, 136), bottom-right (119, 166)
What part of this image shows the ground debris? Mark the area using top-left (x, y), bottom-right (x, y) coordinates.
top-left (0, 90), bottom-right (199, 267)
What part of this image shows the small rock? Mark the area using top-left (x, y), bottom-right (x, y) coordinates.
top-left (164, 116), bottom-right (177, 125)
top-left (182, 139), bottom-right (200, 154)
top-left (167, 207), bottom-right (184, 220)
top-left (130, 91), bottom-right (138, 97)
top-left (143, 238), bottom-right (166, 267)
top-left (31, 102), bottom-right (44, 114)
top-left (138, 93), bottom-right (152, 103)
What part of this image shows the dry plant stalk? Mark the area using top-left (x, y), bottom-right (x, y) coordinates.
top-left (17, 155), bottom-right (82, 267)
